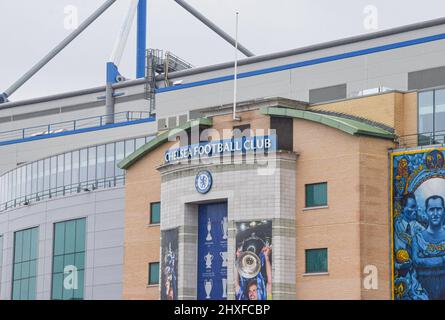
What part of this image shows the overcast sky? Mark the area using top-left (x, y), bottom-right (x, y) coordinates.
top-left (1, 0), bottom-right (445, 102)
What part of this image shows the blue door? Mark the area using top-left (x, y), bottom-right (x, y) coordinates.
top-left (197, 202), bottom-right (228, 300)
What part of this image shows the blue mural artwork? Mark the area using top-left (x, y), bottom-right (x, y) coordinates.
top-left (197, 202), bottom-right (228, 300)
top-left (392, 148), bottom-right (445, 300)
top-left (161, 228), bottom-right (178, 300)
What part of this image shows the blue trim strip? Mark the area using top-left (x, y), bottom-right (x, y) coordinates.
top-left (0, 118), bottom-right (155, 147)
top-left (156, 33), bottom-right (445, 94)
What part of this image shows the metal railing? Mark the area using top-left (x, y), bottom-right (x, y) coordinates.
top-left (0, 111), bottom-right (153, 144)
top-left (0, 175), bottom-right (125, 213)
top-left (397, 131), bottom-right (445, 148)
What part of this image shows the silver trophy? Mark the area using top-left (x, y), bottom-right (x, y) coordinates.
top-left (204, 279), bottom-right (213, 299)
top-left (220, 252), bottom-right (228, 268)
top-left (222, 278), bottom-right (227, 298)
top-left (206, 218), bottom-right (212, 241)
top-left (204, 252), bottom-right (214, 269)
top-left (221, 217), bottom-right (228, 240)
top-left (236, 232), bottom-right (264, 279)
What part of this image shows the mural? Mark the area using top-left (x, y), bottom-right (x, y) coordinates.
top-left (392, 148), bottom-right (445, 300)
top-left (161, 228), bottom-right (178, 300)
top-left (235, 220), bottom-right (272, 300)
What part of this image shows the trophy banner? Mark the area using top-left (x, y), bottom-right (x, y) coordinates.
top-left (197, 202), bottom-right (228, 300)
top-left (161, 228), bottom-right (179, 300)
top-left (235, 220), bottom-right (272, 300)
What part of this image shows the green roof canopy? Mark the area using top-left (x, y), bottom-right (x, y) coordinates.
top-left (261, 107), bottom-right (395, 140)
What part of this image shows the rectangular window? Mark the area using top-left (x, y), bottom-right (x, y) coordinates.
top-left (305, 183), bottom-right (328, 208)
top-left (79, 149), bottom-right (88, 184)
top-left (148, 262), bottom-right (159, 285)
top-left (12, 227), bottom-right (38, 300)
top-left (418, 89), bottom-right (445, 145)
top-left (150, 202), bottom-right (161, 224)
top-left (305, 248), bottom-right (328, 274)
top-left (97, 145), bottom-right (105, 180)
top-left (105, 143), bottom-right (115, 179)
top-left (52, 218), bottom-right (86, 300)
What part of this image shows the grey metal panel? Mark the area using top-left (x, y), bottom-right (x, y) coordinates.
top-left (408, 66), bottom-right (445, 90)
top-left (309, 84), bottom-right (347, 104)
top-left (168, 116), bottom-right (177, 128)
top-left (158, 118), bottom-right (167, 131)
top-left (12, 108), bottom-right (61, 121)
top-left (178, 114), bottom-right (188, 126)
top-left (60, 101), bottom-right (104, 113)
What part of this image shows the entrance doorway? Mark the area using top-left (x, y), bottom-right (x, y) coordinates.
top-left (197, 202), bottom-right (228, 300)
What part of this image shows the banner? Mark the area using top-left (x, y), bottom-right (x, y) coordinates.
top-left (391, 148), bottom-right (445, 300)
top-left (197, 203), bottom-right (228, 300)
top-left (161, 228), bottom-right (179, 300)
top-left (235, 220), bottom-right (272, 300)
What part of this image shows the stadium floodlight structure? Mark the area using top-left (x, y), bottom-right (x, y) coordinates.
top-left (173, 0), bottom-right (254, 58)
top-left (0, 0), bottom-right (149, 106)
top-left (0, 0), bottom-right (119, 104)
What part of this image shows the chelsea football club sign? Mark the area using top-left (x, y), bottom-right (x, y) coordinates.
top-left (195, 171), bottom-right (213, 194)
top-left (164, 135), bottom-right (276, 164)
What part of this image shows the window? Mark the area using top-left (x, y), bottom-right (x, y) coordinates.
top-left (12, 227), bottom-right (39, 300)
top-left (305, 183), bottom-right (328, 208)
top-left (418, 89), bottom-right (445, 145)
top-left (305, 248), bottom-right (328, 274)
top-left (150, 202), bottom-right (161, 224)
top-left (52, 218), bottom-right (86, 300)
top-left (148, 262), bottom-right (160, 285)
top-left (0, 235), bottom-right (3, 293)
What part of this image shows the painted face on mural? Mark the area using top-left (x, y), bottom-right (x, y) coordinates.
top-left (403, 197), bottom-right (418, 221)
top-left (426, 197), bottom-right (445, 228)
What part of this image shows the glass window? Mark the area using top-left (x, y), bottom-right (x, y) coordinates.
top-left (37, 161), bottom-right (44, 194)
top-left (305, 183), bottom-right (328, 208)
top-left (148, 262), bottom-right (159, 285)
top-left (43, 159), bottom-right (50, 192)
top-left (64, 153), bottom-right (72, 188)
top-left (12, 227), bottom-right (39, 300)
top-left (125, 139), bottom-right (135, 157)
top-left (57, 154), bottom-right (64, 190)
top-left (79, 149), bottom-right (88, 184)
top-left (435, 89), bottom-right (445, 134)
top-left (50, 157), bottom-right (57, 190)
top-left (135, 138), bottom-right (145, 150)
top-left (71, 151), bottom-right (79, 185)
top-left (52, 218), bottom-right (86, 300)
top-left (419, 91), bottom-right (434, 134)
top-left (306, 248), bottom-right (328, 274)
top-left (25, 164), bottom-right (31, 200)
top-left (11, 170), bottom-right (16, 202)
top-left (88, 147), bottom-right (96, 182)
top-left (32, 162), bottom-right (38, 195)
top-left (115, 142), bottom-right (125, 177)
top-left (97, 145), bottom-right (105, 181)
top-left (150, 202), bottom-right (161, 224)
top-left (16, 168), bottom-right (21, 201)
top-left (105, 143), bottom-right (115, 179)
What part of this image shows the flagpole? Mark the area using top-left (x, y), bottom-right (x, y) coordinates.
top-left (233, 12), bottom-right (240, 121)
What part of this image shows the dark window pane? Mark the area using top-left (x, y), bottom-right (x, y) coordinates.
top-left (53, 255), bottom-right (64, 274)
top-left (419, 91), bottom-right (434, 134)
top-left (305, 183), bottom-right (328, 208)
top-left (306, 248), bottom-right (328, 273)
top-left (149, 262), bottom-right (160, 285)
top-left (54, 223), bottom-right (65, 256)
top-left (64, 221), bottom-right (76, 254)
top-left (75, 219), bottom-right (86, 252)
top-left (150, 202), bottom-right (161, 224)
top-left (52, 273), bottom-right (63, 300)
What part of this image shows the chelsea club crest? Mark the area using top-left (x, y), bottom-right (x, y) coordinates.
top-left (195, 171), bottom-right (213, 194)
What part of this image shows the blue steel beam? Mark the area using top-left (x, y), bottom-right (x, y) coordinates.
top-left (136, 0), bottom-right (148, 78)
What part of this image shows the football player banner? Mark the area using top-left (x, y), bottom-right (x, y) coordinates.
top-left (234, 220), bottom-right (272, 300)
